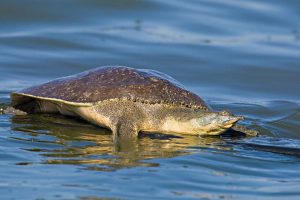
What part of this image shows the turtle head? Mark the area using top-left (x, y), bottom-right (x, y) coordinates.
top-left (193, 110), bottom-right (244, 135)
top-left (159, 110), bottom-right (244, 136)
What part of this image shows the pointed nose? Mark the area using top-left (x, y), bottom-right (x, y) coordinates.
top-left (221, 116), bottom-right (244, 128)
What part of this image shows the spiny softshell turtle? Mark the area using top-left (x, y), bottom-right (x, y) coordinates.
top-left (8, 66), bottom-right (257, 137)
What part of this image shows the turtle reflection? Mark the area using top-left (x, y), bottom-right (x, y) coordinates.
top-left (10, 114), bottom-right (226, 171)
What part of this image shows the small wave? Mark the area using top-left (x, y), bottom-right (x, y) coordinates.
top-left (227, 136), bottom-right (300, 157)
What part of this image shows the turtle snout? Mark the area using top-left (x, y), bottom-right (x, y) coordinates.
top-left (219, 115), bottom-right (244, 129)
top-left (194, 112), bottom-right (244, 135)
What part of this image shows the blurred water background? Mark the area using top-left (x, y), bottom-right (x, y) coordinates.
top-left (0, 0), bottom-right (300, 199)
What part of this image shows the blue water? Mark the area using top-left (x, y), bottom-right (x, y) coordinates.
top-left (0, 0), bottom-right (300, 199)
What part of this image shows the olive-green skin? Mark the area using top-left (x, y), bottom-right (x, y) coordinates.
top-left (11, 66), bottom-right (257, 138)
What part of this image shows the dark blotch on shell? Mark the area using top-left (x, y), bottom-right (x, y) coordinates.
top-left (13, 66), bottom-right (208, 110)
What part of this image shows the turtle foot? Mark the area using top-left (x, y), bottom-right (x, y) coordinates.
top-left (0, 105), bottom-right (27, 115)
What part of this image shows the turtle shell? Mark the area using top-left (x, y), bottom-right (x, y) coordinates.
top-left (11, 66), bottom-right (209, 110)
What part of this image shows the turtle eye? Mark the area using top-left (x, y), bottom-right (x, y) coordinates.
top-left (219, 110), bottom-right (231, 116)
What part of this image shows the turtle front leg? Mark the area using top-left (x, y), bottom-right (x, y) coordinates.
top-left (229, 124), bottom-right (258, 137)
top-left (111, 119), bottom-right (140, 151)
top-left (112, 121), bottom-right (139, 138)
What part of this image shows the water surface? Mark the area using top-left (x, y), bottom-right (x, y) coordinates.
top-left (0, 0), bottom-right (300, 199)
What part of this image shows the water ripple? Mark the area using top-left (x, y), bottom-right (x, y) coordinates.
top-left (1, 0), bottom-right (300, 199)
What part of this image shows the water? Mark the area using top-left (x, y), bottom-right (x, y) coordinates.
top-left (0, 0), bottom-right (300, 199)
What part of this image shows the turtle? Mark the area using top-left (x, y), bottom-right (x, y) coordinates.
top-left (6, 66), bottom-right (257, 138)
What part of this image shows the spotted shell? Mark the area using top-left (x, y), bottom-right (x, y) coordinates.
top-left (11, 66), bottom-right (209, 110)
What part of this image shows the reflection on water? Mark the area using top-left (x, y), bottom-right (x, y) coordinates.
top-left (10, 114), bottom-right (225, 171)
top-left (1, 100), bottom-right (300, 199)
top-left (8, 103), bottom-right (300, 172)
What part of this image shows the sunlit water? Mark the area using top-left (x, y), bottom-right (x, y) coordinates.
top-left (0, 0), bottom-right (300, 199)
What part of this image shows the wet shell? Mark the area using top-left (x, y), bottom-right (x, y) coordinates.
top-left (11, 66), bottom-right (209, 110)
